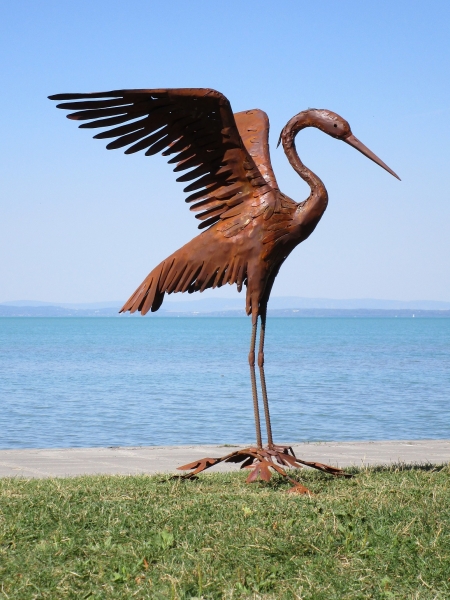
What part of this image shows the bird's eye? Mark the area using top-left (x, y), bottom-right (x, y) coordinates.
top-left (334, 124), bottom-right (338, 128)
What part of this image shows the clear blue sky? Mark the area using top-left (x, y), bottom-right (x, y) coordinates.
top-left (1, 0), bottom-right (449, 303)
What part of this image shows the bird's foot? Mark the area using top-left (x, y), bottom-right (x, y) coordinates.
top-left (176, 444), bottom-right (351, 493)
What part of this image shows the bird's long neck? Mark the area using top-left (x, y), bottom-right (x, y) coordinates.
top-left (281, 112), bottom-right (328, 222)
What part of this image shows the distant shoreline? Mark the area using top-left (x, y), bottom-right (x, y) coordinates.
top-left (1, 305), bottom-right (450, 318)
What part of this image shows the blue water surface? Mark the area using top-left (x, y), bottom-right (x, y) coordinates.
top-left (0, 317), bottom-right (449, 449)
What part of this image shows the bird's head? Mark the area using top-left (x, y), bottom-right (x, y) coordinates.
top-left (278, 108), bottom-right (400, 180)
top-left (307, 109), bottom-right (352, 140)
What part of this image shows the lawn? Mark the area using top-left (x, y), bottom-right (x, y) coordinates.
top-left (0, 465), bottom-right (449, 599)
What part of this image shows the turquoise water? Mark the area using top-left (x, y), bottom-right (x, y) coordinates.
top-left (0, 318), bottom-right (449, 449)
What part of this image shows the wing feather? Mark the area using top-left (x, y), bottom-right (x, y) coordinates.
top-left (49, 88), bottom-right (278, 230)
top-left (234, 109), bottom-right (278, 189)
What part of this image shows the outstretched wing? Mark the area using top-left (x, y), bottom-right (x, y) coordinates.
top-left (49, 88), bottom-right (276, 230)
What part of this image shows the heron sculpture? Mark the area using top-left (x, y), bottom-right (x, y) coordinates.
top-left (50, 88), bottom-right (399, 493)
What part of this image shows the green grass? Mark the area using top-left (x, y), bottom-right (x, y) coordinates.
top-left (1, 465), bottom-right (449, 599)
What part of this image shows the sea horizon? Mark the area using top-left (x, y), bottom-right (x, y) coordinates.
top-left (2, 295), bottom-right (450, 318)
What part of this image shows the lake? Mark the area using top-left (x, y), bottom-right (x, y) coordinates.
top-left (1, 317), bottom-right (449, 449)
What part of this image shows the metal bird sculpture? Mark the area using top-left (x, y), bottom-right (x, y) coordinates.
top-left (50, 88), bottom-right (399, 493)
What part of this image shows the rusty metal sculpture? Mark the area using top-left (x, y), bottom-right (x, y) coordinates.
top-left (50, 88), bottom-right (399, 493)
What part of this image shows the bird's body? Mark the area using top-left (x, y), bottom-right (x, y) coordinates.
top-left (126, 183), bottom-right (315, 321)
top-left (118, 103), bottom-right (330, 322)
top-left (50, 87), bottom-right (398, 492)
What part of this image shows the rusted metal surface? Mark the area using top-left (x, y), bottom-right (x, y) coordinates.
top-left (177, 445), bottom-right (351, 494)
top-left (50, 88), bottom-right (399, 490)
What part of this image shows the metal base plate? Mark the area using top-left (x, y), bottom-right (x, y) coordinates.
top-left (177, 444), bottom-right (351, 494)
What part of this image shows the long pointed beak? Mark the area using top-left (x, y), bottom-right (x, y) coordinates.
top-left (344, 134), bottom-right (400, 180)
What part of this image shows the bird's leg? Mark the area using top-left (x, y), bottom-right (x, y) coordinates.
top-left (258, 307), bottom-right (274, 448)
top-left (176, 310), bottom-right (350, 490)
top-left (249, 320), bottom-right (263, 449)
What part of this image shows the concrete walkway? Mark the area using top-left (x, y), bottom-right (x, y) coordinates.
top-left (0, 440), bottom-right (448, 479)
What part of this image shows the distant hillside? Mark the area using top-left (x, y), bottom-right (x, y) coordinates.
top-left (1, 304), bottom-right (449, 318)
top-left (162, 296), bottom-right (450, 312)
top-left (0, 305), bottom-right (123, 317)
top-left (3, 296), bottom-right (450, 312)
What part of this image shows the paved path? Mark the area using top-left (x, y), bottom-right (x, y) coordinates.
top-left (0, 440), bottom-right (448, 479)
